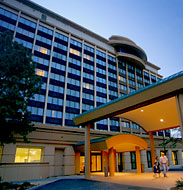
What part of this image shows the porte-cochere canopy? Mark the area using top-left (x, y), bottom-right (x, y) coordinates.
top-left (75, 134), bottom-right (148, 152)
top-left (74, 71), bottom-right (183, 133)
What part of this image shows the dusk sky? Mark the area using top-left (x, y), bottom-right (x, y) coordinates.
top-left (32, 0), bottom-right (183, 78)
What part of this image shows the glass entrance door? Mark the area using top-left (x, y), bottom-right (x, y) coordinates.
top-left (91, 152), bottom-right (102, 172)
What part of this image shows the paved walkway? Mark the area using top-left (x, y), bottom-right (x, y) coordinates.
top-left (28, 171), bottom-right (183, 190)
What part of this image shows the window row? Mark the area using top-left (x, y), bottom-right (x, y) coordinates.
top-left (47, 109), bottom-right (62, 118)
top-left (66, 100), bottom-right (80, 109)
top-left (51, 61), bottom-right (66, 71)
top-left (68, 67), bottom-right (81, 76)
top-left (50, 72), bottom-right (65, 82)
top-left (47, 96), bottom-right (63, 106)
top-left (67, 88), bottom-right (80, 97)
top-left (49, 84), bottom-right (64, 93)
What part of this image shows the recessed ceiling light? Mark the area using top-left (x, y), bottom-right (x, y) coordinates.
top-left (140, 110), bottom-right (144, 112)
top-left (160, 119), bottom-right (164, 122)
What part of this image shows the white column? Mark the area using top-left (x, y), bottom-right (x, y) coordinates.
top-left (177, 149), bottom-right (183, 165)
top-left (140, 150), bottom-right (148, 169)
top-left (122, 152), bottom-right (131, 171)
top-left (85, 124), bottom-right (90, 179)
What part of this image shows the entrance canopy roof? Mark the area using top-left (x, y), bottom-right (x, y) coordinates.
top-left (74, 71), bottom-right (183, 133)
top-left (75, 134), bottom-right (148, 152)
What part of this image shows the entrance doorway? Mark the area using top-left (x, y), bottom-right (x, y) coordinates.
top-left (91, 152), bottom-right (102, 172)
top-left (117, 153), bottom-right (123, 172)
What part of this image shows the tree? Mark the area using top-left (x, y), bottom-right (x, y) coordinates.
top-left (0, 31), bottom-right (43, 145)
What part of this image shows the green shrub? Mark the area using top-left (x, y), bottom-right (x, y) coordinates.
top-left (176, 177), bottom-right (183, 187)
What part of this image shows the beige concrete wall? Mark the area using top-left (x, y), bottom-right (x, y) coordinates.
top-left (0, 163), bottom-right (49, 182)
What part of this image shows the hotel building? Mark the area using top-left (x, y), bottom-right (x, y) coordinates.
top-left (0, 0), bottom-right (182, 182)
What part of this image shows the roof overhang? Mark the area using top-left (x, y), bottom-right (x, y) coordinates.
top-left (74, 71), bottom-right (183, 133)
top-left (75, 134), bottom-right (148, 152)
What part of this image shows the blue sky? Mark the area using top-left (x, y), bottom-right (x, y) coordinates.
top-left (32, 0), bottom-right (183, 77)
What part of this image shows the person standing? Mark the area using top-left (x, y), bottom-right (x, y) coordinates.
top-left (160, 152), bottom-right (169, 177)
top-left (155, 156), bottom-right (161, 177)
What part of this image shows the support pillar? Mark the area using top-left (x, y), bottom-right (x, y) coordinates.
top-left (135, 146), bottom-right (141, 173)
top-left (85, 124), bottom-right (90, 179)
top-left (102, 151), bottom-right (108, 172)
top-left (149, 132), bottom-right (155, 170)
top-left (109, 147), bottom-right (115, 176)
top-left (75, 152), bottom-right (80, 174)
top-left (176, 94), bottom-right (183, 144)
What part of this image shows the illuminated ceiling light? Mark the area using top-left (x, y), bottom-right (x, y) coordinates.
top-left (140, 110), bottom-right (144, 112)
top-left (160, 119), bottom-right (164, 122)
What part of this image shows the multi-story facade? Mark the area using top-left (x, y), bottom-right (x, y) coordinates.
top-left (0, 0), bottom-right (182, 182)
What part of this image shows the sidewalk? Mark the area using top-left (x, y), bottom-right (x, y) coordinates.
top-left (91, 171), bottom-right (183, 189)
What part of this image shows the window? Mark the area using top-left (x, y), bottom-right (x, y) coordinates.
top-left (50, 72), bottom-right (65, 82)
top-left (108, 55), bottom-right (116, 63)
top-left (70, 38), bottom-right (82, 48)
top-left (108, 81), bottom-right (117, 88)
top-left (70, 48), bottom-right (81, 56)
top-left (53, 52), bottom-right (67, 61)
top-left (65, 112), bottom-right (78, 120)
top-left (19, 17), bottom-right (36, 28)
top-left (46, 109), bottom-right (62, 118)
top-left (16, 27), bottom-right (35, 38)
top-left (36, 69), bottom-right (48, 77)
top-left (35, 45), bottom-right (50, 55)
top-left (0, 7), bottom-right (18, 20)
top-left (67, 88), bottom-right (80, 97)
top-left (14, 38), bottom-right (33, 49)
top-left (49, 84), bottom-right (64, 93)
top-left (47, 96), bottom-right (63, 106)
top-left (54, 42), bottom-right (67, 51)
top-left (84, 44), bottom-right (94, 53)
top-left (108, 63), bottom-right (116, 70)
top-left (82, 92), bottom-right (94, 101)
top-left (96, 59), bottom-right (106, 67)
top-left (118, 68), bottom-right (126, 75)
top-left (96, 50), bottom-right (106, 58)
top-left (38, 25), bottom-right (53, 35)
top-left (84, 54), bottom-right (94, 61)
top-left (130, 152), bottom-right (136, 169)
top-left (51, 62), bottom-right (65, 71)
top-left (119, 84), bottom-right (127, 91)
top-left (82, 103), bottom-right (93, 111)
top-left (67, 78), bottom-right (80, 86)
top-left (118, 76), bottom-right (127, 83)
top-left (96, 67), bottom-right (106, 75)
top-left (0, 19), bottom-right (15, 30)
top-left (83, 82), bottom-right (93, 90)
top-left (15, 147), bottom-right (42, 163)
top-left (147, 151), bottom-right (152, 168)
top-left (96, 76), bottom-right (106, 84)
top-left (33, 56), bottom-right (49, 66)
top-left (83, 62), bottom-right (94, 71)
top-left (69, 57), bottom-right (81, 66)
top-left (55, 32), bottom-right (68, 42)
top-left (96, 86), bottom-right (107, 94)
top-left (83, 72), bottom-right (94, 80)
top-left (37, 35), bottom-right (52, 45)
top-left (68, 67), bottom-right (81, 76)
top-left (172, 151), bottom-right (178, 165)
top-left (31, 94), bottom-right (45, 102)
top-left (66, 100), bottom-right (80, 109)
top-left (27, 106), bottom-right (44, 116)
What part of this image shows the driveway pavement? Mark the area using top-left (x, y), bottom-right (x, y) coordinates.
top-left (30, 178), bottom-right (160, 190)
